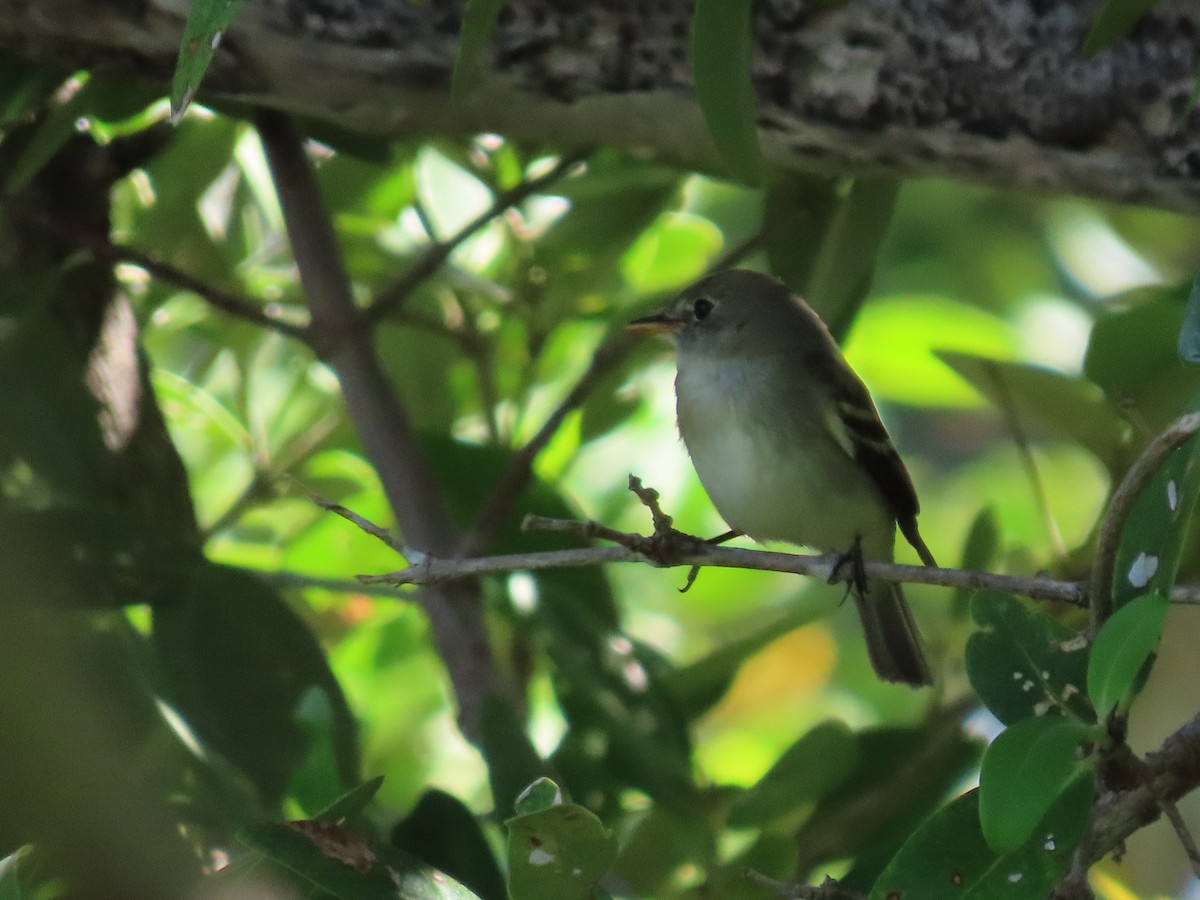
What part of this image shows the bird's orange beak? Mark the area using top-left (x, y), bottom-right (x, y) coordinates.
top-left (627, 311), bottom-right (684, 335)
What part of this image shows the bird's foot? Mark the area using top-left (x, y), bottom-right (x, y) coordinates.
top-left (679, 529), bottom-right (742, 593)
top-left (828, 535), bottom-right (869, 602)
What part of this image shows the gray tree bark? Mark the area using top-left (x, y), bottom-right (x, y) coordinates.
top-left (3, 0), bottom-right (1199, 212)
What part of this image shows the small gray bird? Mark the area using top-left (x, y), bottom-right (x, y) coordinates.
top-left (629, 269), bottom-right (935, 687)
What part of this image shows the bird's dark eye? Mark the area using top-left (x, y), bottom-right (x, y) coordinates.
top-left (692, 297), bottom-right (715, 321)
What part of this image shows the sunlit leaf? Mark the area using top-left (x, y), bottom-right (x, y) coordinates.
top-left (170, 0), bottom-right (246, 122)
top-left (689, 0), bottom-right (762, 185)
top-left (977, 717), bottom-right (1096, 854)
top-left (843, 298), bottom-right (1018, 408)
top-left (1087, 593), bottom-right (1168, 718)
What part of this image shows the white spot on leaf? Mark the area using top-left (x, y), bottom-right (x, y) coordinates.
top-left (1008, 872), bottom-right (1023, 883)
top-left (1168, 479), bottom-right (1179, 512)
top-left (1044, 834), bottom-right (1056, 851)
top-left (1127, 552), bottom-right (1159, 588)
top-left (529, 848), bottom-right (555, 866)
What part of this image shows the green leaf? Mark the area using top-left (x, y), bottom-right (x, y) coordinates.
top-left (689, 0), bottom-right (762, 185)
top-left (1109, 430), bottom-right (1200, 610)
top-left (392, 789), bottom-right (507, 900)
top-left (728, 721), bottom-right (859, 828)
top-left (153, 564), bottom-right (359, 804)
top-left (241, 820), bottom-right (483, 900)
top-left (795, 721), bottom-right (981, 880)
top-left (515, 778), bottom-right (564, 816)
top-left (481, 695), bottom-right (552, 821)
top-left (505, 798), bottom-right (618, 900)
top-left (452, 0), bottom-right (509, 96)
top-left (1084, 285), bottom-right (1200, 432)
top-left (317, 775), bottom-right (386, 824)
top-left (870, 779), bottom-right (1091, 899)
top-left (170, 0), bottom-right (246, 121)
top-left (977, 717), bottom-right (1096, 854)
top-left (1082, 0), bottom-right (1160, 56)
top-left (953, 508), bottom-right (1000, 617)
top-left (1087, 593), bottom-right (1169, 717)
top-left (1178, 274), bottom-right (1200, 363)
top-left (965, 592), bottom-right (1094, 726)
top-left (937, 351), bottom-right (1133, 477)
top-left (764, 175), bottom-right (899, 337)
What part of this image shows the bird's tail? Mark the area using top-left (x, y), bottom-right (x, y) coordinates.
top-left (854, 579), bottom-right (932, 687)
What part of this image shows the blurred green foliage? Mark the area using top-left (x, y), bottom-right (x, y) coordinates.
top-left (2, 47), bottom-right (1200, 900)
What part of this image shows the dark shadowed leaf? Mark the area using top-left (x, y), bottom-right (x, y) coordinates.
top-left (689, 0), bottom-right (762, 185)
top-left (392, 789), bottom-right (506, 900)
top-left (1082, 0), bottom-right (1160, 56)
top-left (318, 775), bottom-right (386, 824)
top-left (153, 564), bottom-right (359, 804)
top-left (480, 695), bottom-right (552, 821)
top-left (765, 175), bottom-right (899, 338)
top-left (452, 0), bottom-right (510, 96)
top-left (1084, 285), bottom-right (1200, 432)
top-left (965, 591), bottom-right (1093, 726)
top-left (241, 819), bottom-right (482, 899)
top-left (795, 720), bottom-right (981, 882)
top-left (729, 721), bottom-right (859, 828)
top-left (870, 779), bottom-right (1091, 899)
top-left (937, 351), bottom-right (1132, 477)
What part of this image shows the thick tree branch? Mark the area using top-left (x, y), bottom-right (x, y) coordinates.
top-left (2, 1), bottom-right (1199, 213)
top-left (255, 108), bottom-right (508, 738)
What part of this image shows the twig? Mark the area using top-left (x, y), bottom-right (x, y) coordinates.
top-left (458, 333), bottom-right (638, 556)
top-left (16, 206), bottom-right (309, 340)
top-left (362, 150), bottom-right (589, 328)
top-left (1088, 411), bottom-right (1200, 629)
top-left (296, 484), bottom-right (403, 552)
top-left (251, 568), bottom-right (414, 598)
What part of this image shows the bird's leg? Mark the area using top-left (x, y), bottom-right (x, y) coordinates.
top-left (828, 535), bottom-right (869, 603)
top-left (679, 530), bottom-right (743, 593)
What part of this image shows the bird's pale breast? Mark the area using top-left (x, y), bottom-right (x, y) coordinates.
top-left (675, 353), bottom-right (894, 556)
